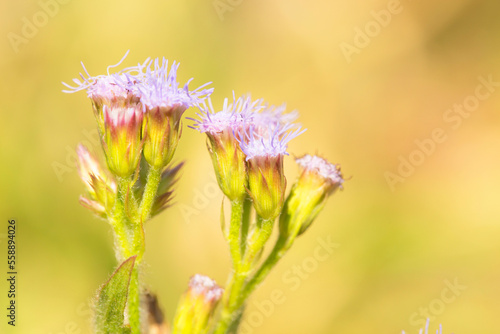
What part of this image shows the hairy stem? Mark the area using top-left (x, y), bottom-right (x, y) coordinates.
top-left (112, 177), bottom-right (144, 333)
top-left (228, 199), bottom-right (244, 271)
top-left (214, 216), bottom-right (274, 334)
top-left (139, 165), bottom-right (162, 222)
top-left (240, 195), bottom-right (252, 256)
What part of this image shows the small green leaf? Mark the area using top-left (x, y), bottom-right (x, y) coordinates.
top-left (95, 256), bottom-right (136, 334)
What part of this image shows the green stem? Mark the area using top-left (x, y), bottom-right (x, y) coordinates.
top-left (214, 216), bottom-right (274, 334)
top-left (112, 177), bottom-right (144, 333)
top-left (240, 195), bottom-right (252, 256)
top-left (228, 199), bottom-right (244, 271)
top-left (139, 165), bottom-right (162, 222)
top-left (112, 178), bottom-right (136, 260)
top-left (239, 236), bottom-right (288, 303)
top-left (239, 215), bottom-right (303, 304)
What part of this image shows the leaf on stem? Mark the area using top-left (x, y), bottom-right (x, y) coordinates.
top-left (95, 256), bottom-right (136, 334)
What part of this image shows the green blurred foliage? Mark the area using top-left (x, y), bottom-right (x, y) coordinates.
top-left (1, 0), bottom-right (500, 333)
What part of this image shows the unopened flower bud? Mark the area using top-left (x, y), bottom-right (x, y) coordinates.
top-left (102, 104), bottom-right (144, 177)
top-left (280, 155), bottom-right (344, 237)
top-left (77, 144), bottom-right (116, 216)
top-left (79, 196), bottom-right (106, 217)
top-left (173, 274), bottom-right (223, 334)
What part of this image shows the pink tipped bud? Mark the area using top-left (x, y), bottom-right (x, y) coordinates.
top-left (77, 145), bottom-right (116, 215)
top-left (101, 105), bottom-right (144, 177)
top-left (142, 104), bottom-right (186, 169)
top-left (172, 274), bottom-right (223, 333)
top-left (280, 155), bottom-right (344, 237)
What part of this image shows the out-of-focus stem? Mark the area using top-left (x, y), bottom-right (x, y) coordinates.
top-left (228, 199), bottom-right (244, 271)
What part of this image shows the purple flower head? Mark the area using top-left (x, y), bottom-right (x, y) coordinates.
top-left (238, 123), bottom-right (305, 161)
top-left (249, 103), bottom-right (299, 134)
top-left (189, 93), bottom-right (263, 201)
top-left (295, 154), bottom-right (344, 189)
top-left (135, 58), bottom-right (213, 112)
top-left (62, 52), bottom-right (141, 108)
top-left (62, 52), bottom-right (212, 112)
top-left (189, 93), bottom-right (263, 134)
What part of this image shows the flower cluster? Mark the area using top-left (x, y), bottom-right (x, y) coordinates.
top-left (64, 53), bottom-right (213, 177)
top-left (64, 54), bottom-right (214, 333)
top-left (191, 94), bottom-right (305, 219)
top-left (65, 54), bottom-right (345, 334)
top-left (191, 93), bottom-right (344, 333)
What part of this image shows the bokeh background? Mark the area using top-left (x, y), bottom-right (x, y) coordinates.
top-left (1, 0), bottom-right (500, 333)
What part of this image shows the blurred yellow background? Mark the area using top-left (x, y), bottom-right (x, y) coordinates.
top-left (1, 0), bottom-right (500, 333)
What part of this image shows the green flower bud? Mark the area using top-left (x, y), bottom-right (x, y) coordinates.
top-left (102, 105), bottom-right (144, 177)
top-left (246, 155), bottom-right (286, 221)
top-left (207, 129), bottom-right (247, 201)
top-left (190, 96), bottom-right (258, 201)
top-left (173, 274), bottom-right (223, 334)
top-left (280, 155), bottom-right (344, 238)
top-left (76, 144), bottom-right (116, 216)
top-left (142, 104), bottom-right (186, 169)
